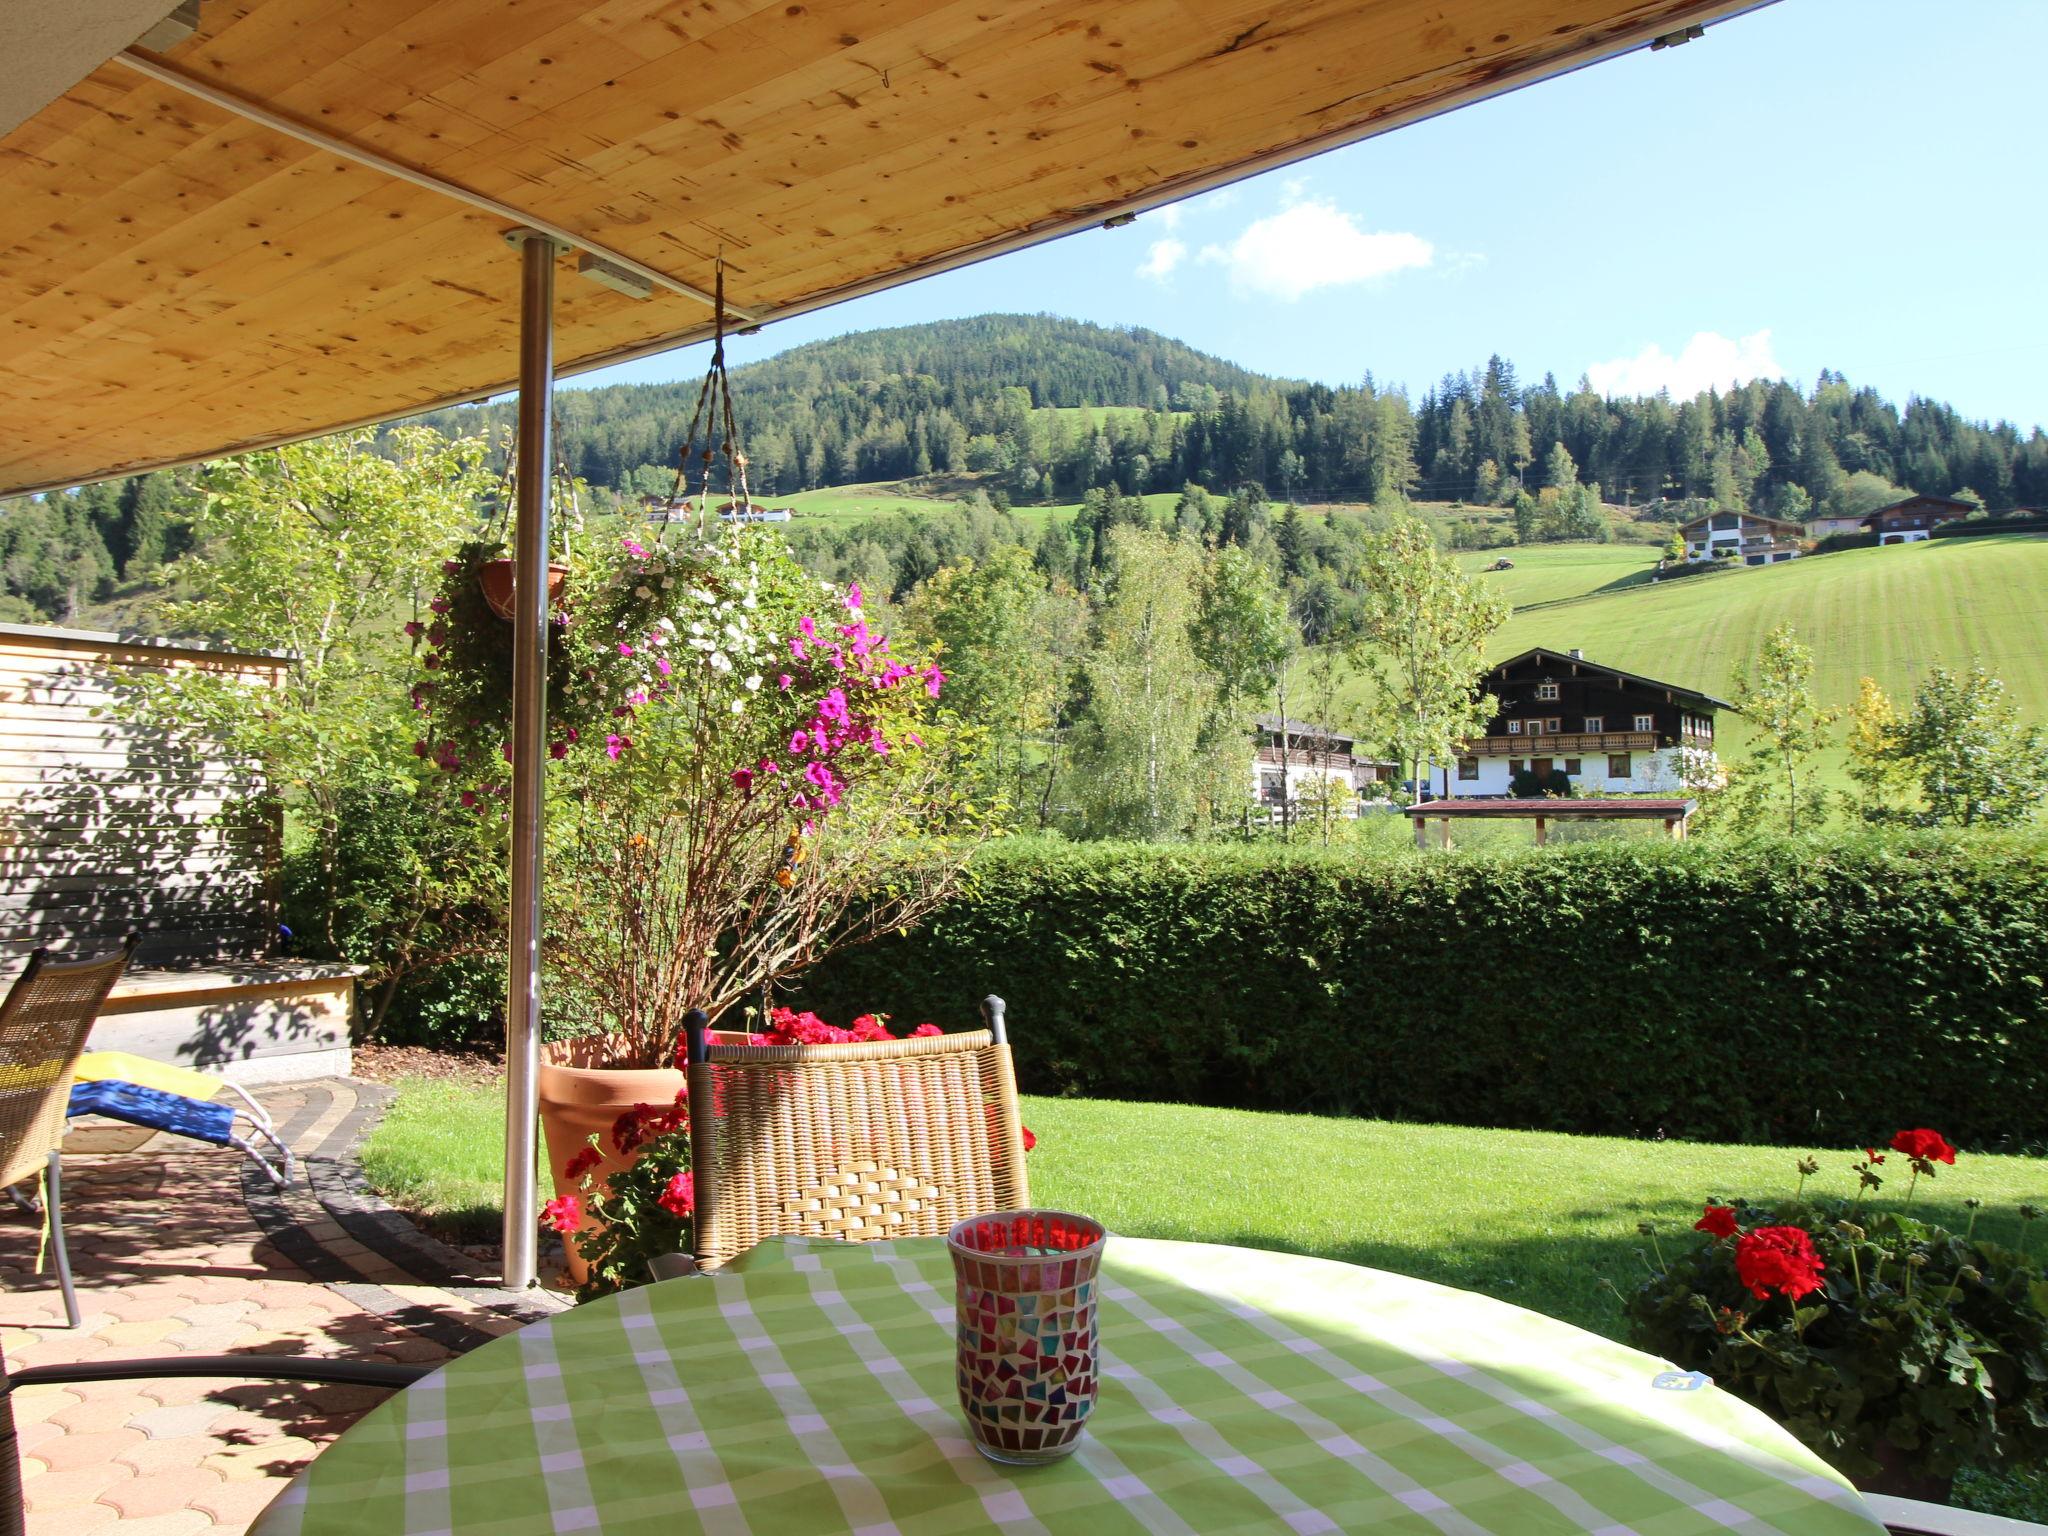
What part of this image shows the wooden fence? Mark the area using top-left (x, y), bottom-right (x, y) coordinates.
top-left (0, 622), bottom-right (287, 965)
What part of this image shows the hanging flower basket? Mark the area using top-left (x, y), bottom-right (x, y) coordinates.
top-left (478, 557), bottom-right (571, 621)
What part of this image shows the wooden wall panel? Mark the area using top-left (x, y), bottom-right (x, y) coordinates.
top-left (0, 626), bottom-right (285, 961)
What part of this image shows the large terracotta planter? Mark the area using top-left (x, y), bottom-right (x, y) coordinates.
top-left (536, 1039), bottom-right (686, 1285)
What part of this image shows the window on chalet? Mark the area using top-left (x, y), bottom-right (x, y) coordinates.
top-left (1547, 718), bottom-right (1561, 733)
top-left (1535, 682), bottom-right (1559, 700)
top-left (1457, 757), bottom-right (1479, 781)
top-left (1524, 719), bottom-right (1541, 735)
top-left (1259, 771), bottom-right (1283, 802)
top-left (1583, 715), bottom-right (1604, 733)
top-left (1564, 758), bottom-right (1582, 775)
top-left (1608, 753), bottom-right (1632, 778)
top-left (1634, 714), bottom-right (1654, 732)
top-left (1508, 720), bottom-right (1522, 735)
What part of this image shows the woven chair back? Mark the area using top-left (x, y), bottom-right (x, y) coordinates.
top-left (687, 1006), bottom-right (1029, 1271)
top-left (0, 936), bottom-right (137, 1190)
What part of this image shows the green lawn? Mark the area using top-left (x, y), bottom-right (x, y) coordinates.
top-left (364, 1083), bottom-right (2048, 1341)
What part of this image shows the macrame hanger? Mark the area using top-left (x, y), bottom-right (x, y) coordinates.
top-left (663, 253), bottom-right (750, 542)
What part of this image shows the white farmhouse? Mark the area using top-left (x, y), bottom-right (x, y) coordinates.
top-left (1252, 716), bottom-right (1398, 821)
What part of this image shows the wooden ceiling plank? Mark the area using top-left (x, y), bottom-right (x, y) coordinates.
top-left (0, 0), bottom-right (1767, 495)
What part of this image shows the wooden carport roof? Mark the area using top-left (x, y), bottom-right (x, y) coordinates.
top-left (1, 0), bottom-right (1767, 500)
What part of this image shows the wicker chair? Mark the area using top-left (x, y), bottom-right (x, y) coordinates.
top-left (683, 996), bottom-right (1030, 1272)
top-left (0, 937), bottom-right (138, 1328)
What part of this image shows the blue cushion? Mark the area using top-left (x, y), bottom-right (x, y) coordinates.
top-left (67, 1080), bottom-right (237, 1146)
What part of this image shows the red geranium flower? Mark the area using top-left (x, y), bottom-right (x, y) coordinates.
top-left (1734, 1225), bottom-right (1826, 1301)
top-left (541, 1193), bottom-right (582, 1234)
top-left (1021, 1125), bottom-right (1038, 1153)
top-left (657, 1171), bottom-right (695, 1217)
top-left (1890, 1128), bottom-right (1956, 1166)
top-left (1862, 1148), bottom-right (1886, 1166)
top-left (1694, 1204), bottom-right (1738, 1239)
top-left (564, 1146), bottom-right (604, 1181)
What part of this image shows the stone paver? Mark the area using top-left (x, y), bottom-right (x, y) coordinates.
top-left (3, 1077), bottom-right (564, 1535)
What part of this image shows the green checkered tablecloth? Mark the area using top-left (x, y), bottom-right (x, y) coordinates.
top-left (253, 1235), bottom-right (1885, 1535)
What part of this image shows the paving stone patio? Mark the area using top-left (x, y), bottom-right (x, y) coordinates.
top-left (0, 1077), bottom-right (566, 1534)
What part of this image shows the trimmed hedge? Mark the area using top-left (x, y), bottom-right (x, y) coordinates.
top-left (1933, 516), bottom-right (2048, 540)
top-left (793, 835), bottom-right (2048, 1148)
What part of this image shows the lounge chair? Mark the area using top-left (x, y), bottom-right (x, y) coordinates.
top-left (68, 1050), bottom-right (295, 1190)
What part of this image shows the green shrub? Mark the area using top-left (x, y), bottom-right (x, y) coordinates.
top-left (793, 834), bottom-right (2048, 1146)
top-left (280, 785), bottom-right (504, 1049)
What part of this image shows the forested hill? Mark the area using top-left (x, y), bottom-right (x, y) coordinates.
top-left (410, 314), bottom-right (1279, 497)
top-left (406, 312), bottom-right (2048, 521)
top-left (7, 311), bottom-right (2048, 626)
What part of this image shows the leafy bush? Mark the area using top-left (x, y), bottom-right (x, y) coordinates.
top-left (792, 834), bottom-right (2048, 1146)
top-left (1812, 531), bottom-right (1880, 554)
top-left (279, 785), bottom-right (504, 1049)
top-left (1626, 1177), bottom-right (2048, 1486)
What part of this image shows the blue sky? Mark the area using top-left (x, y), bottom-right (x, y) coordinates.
top-left (582, 0), bottom-right (2046, 432)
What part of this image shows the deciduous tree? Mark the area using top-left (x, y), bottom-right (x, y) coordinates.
top-left (1732, 624), bottom-right (1838, 834)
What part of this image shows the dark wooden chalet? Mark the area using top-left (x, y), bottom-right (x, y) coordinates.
top-left (1862, 495), bottom-right (1973, 543)
top-left (1461, 648), bottom-right (1730, 788)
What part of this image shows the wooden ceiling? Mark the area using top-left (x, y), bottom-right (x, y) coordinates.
top-left (0, 0), bottom-right (1765, 498)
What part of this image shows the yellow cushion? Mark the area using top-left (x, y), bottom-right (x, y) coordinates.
top-left (73, 1051), bottom-right (222, 1102)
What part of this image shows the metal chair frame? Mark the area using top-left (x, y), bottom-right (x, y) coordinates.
top-left (0, 1341), bottom-right (426, 1536)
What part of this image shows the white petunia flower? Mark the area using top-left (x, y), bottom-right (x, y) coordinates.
top-left (729, 697), bottom-right (746, 714)
top-left (709, 651), bottom-right (732, 673)
top-left (635, 585), bottom-right (653, 600)
top-left (745, 674), bottom-right (762, 691)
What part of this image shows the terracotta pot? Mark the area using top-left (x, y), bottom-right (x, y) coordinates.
top-left (536, 1039), bottom-right (686, 1285)
top-left (478, 558), bottom-right (569, 622)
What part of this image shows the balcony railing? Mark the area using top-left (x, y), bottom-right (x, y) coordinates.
top-left (1466, 731), bottom-right (1659, 755)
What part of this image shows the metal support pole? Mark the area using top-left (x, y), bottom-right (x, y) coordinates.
top-left (502, 228), bottom-right (559, 1290)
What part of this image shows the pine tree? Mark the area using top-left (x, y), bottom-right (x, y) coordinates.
top-left (123, 471), bottom-right (182, 576)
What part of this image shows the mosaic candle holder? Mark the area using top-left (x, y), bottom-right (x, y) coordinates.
top-left (946, 1209), bottom-right (1107, 1465)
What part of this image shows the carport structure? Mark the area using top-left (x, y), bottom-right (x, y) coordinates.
top-left (1, 0), bottom-right (1772, 1287)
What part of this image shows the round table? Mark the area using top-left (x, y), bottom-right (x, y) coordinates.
top-left (253, 1235), bottom-right (1886, 1535)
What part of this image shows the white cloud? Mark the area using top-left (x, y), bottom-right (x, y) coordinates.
top-left (1279, 176), bottom-right (1309, 206)
top-left (1196, 199), bottom-right (1433, 301)
top-left (1585, 329), bottom-right (1784, 400)
top-left (1136, 237), bottom-right (1188, 283)
top-left (1153, 204), bottom-right (1183, 231)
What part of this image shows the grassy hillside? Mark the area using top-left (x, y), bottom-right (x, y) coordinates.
top-left (1302, 535), bottom-right (2048, 790)
top-left (1493, 536), bottom-right (2048, 717)
top-left (1456, 543), bottom-right (1658, 610)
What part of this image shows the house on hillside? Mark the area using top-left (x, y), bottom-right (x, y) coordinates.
top-left (1863, 494), bottom-right (1972, 545)
top-left (639, 496), bottom-right (794, 524)
top-left (1253, 716), bottom-right (1398, 820)
top-left (1442, 647), bottom-right (1730, 798)
top-left (1804, 512), bottom-right (1869, 540)
top-left (1679, 509), bottom-right (1804, 565)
